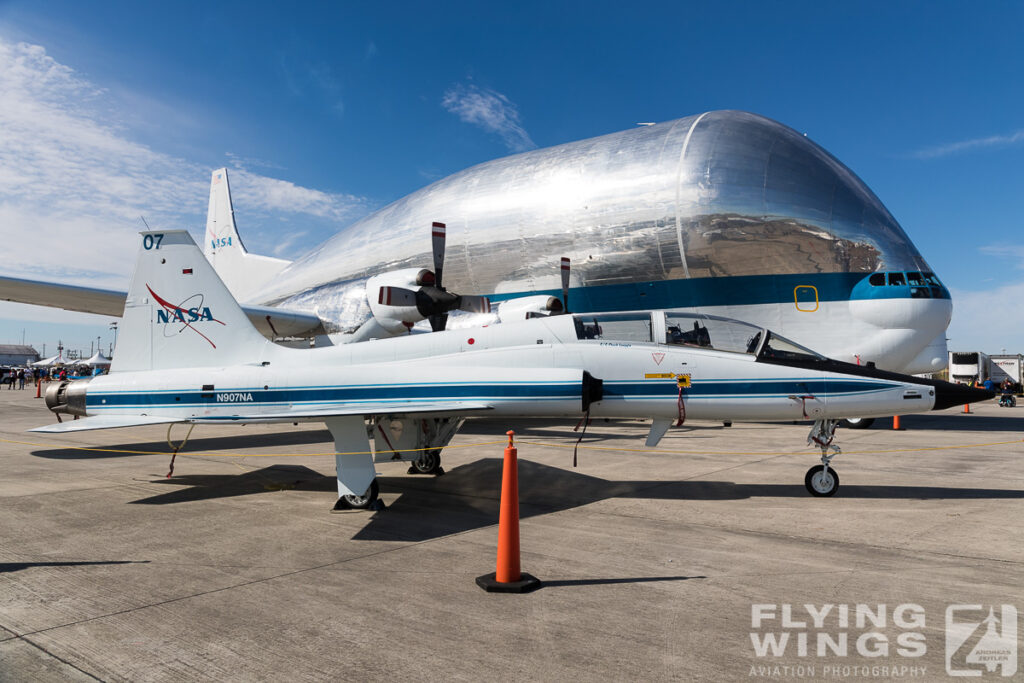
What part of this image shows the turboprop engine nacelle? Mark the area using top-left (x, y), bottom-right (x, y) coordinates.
top-left (496, 295), bottom-right (564, 322)
top-left (366, 268), bottom-right (435, 334)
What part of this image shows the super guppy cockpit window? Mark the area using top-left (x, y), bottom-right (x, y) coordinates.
top-left (866, 270), bottom-right (946, 299)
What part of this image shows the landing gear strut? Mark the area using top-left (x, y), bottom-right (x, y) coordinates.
top-left (408, 449), bottom-right (444, 475)
top-left (805, 419), bottom-right (841, 497)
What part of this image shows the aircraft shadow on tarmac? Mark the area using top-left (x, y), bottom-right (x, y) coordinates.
top-left (0, 560), bottom-right (148, 574)
top-left (125, 459), bottom-right (1024, 542)
top-left (29, 429), bottom-right (334, 460)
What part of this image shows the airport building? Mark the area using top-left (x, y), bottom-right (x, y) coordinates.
top-left (0, 344), bottom-right (39, 365)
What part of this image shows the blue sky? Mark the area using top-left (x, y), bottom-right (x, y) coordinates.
top-left (0, 1), bottom-right (1022, 357)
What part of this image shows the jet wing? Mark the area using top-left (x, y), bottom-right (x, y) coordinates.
top-left (0, 275), bottom-right (323, 338)
top-left (29, 402), bottom-right (492, 433)
top-left (29, 415), bottom-right (187, 433)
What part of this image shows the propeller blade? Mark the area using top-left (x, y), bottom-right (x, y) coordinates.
top-left (377, 286), bottom-right (418, 308)
top-left (429, 313), bottom-right (448, 332)
top-left (560, 257), bottom-right (571, 313)
top-left (432, 222), bottom-right (446, 290)
top-left (458, 295), bottom-right (492, 314)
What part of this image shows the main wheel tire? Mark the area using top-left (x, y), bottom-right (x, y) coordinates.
top-left (341, 479), bottom-right (379, 509)
top-left (409, 450), bottom-right (442, 475)
top-left (805, 465), bottom-right (839, 496)
top-left (840, 417), bottom-right (875, 429)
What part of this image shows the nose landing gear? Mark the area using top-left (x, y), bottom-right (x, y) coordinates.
top-left (805, 419), bottom-right (841, 496)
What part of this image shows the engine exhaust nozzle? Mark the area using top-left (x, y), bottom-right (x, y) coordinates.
top-left (43, 378), bottom-right (91, 417)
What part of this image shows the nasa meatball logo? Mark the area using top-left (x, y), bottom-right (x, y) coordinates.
top-left (147, 284), bottom-right (225, 348)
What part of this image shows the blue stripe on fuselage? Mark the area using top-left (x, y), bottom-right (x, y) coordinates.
top-left (86, 378), bottom-right (901, 410)
top-left (87, 382), bottom-right (582, 408)
top-left (487, 272), bottom-right (950, 311)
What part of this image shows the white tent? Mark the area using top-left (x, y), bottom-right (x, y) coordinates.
top-left (81, 351), bottom-right (112, 366)
top-left (31, 354), bottom-right (64, 367)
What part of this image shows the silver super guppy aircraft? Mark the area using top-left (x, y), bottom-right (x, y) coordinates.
top-left (34, 231), bottom-right (988, 508)
top-left (222, 110), bottom-right (951, 375)
top-left (1, 110), bottom-right (951, 378)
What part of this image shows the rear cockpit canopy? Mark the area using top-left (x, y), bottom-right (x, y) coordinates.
top-left (571, 310), bottom-right (825, 362)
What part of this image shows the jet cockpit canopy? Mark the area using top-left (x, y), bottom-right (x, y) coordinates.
top-left (571, 310), bottom-right (826, 363)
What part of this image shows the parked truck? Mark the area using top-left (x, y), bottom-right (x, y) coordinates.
top-left (990, 354), bottom-right (1023, 392)
top-left (948, 351), bottom-right (991, 385)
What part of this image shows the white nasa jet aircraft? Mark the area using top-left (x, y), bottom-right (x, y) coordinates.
top-left (33, 230), bottom-right (989, 508)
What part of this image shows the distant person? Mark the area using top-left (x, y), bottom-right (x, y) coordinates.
top-left (983, 377), bottom-right (995, 392)
top-left (17, 369), bottom-right (25, 390)
top-left (6, 370), bottom-right (13, 390)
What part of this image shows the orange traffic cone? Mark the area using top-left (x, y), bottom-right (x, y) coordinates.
top-left (476, 431), bottom-right (541, 593)
top-left (963, 403), bottom-right (971, 414)
top-left (892, 415), bottom-right (902, 430)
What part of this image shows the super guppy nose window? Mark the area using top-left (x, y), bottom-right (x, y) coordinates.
top-left (865, 271), bottom-right (947, 299)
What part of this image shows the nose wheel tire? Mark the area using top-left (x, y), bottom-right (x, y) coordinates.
top-left (840, 418), bottom-right (874, 429)
top-left (335, 480), bottom-right (380, 510)
top-left (805, 465), bottom-right (839, 497)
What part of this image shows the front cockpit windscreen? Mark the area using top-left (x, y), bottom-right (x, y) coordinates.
top-left (663, 312), bottom-right (764, 355)
top-left (757, 331), bottom-right (826, 362)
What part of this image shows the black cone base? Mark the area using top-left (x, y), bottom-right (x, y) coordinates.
top-left (475, 571), bottom-right (541, 593)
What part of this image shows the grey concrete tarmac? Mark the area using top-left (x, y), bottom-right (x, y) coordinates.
top-left (1, 387), bottom-right (1022, 682)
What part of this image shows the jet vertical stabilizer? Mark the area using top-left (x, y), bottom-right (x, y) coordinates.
top-left (114, 230), bottom-right (274, 372)
top-left (204, 168), bottom-right (291, 300)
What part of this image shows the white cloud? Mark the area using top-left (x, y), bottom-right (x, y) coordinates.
top-left (947, 282), bottom-right (1024, 352)
top-left (911, 129), bottom-right (1024, 159)
top-left (0, 38), bottom-right (369, 293)
top-left (232, 172), bottom-right (365, 222)
top-left (442, 83), bottom-right (535, 152)
top-left (979, 244), bottom-right (1024, 270)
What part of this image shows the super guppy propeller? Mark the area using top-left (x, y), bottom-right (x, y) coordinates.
top-left (375, 222), bottom-right (492, 332)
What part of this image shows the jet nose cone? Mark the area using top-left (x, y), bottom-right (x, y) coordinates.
top-left (932, 382), bottom-right (995, 411)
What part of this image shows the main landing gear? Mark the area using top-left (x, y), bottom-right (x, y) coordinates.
top-left (840, 417), bottom-right (874, 430)
top-left (805, 419), bottom-right (841, 497)
top-left (408, 449), bottom-right (444, 475)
